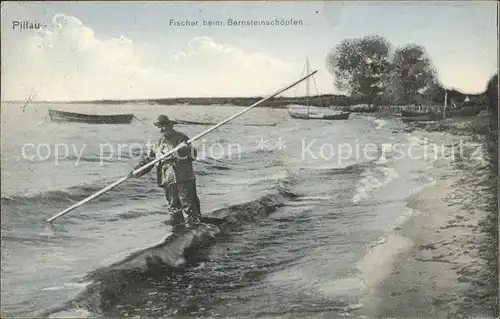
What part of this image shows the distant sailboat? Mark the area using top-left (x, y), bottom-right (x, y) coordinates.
top-left (287, 57), bottom-right (350, 120)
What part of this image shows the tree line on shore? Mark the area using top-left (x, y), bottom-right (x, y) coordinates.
top-left (326, 34), bottom-right (496, 109)
top-left (326, 34), bottom-right (497, 174)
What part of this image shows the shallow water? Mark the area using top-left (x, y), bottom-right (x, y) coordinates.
top-left (2, 102), bottom-right (443, 317)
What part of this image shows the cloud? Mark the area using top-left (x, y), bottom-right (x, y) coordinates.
top-left (168, 36), bottom-right (302, 95)
top-left (1, 14), bottom-right (304, 101)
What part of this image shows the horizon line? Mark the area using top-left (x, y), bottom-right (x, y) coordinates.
top-left (1, 87), bottom-right (488, 104)
top-left (0, 93), bottom-right (353, 104)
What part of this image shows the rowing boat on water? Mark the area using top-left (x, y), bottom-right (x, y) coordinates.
top-left (288, 110), bottom-right (350, 120)
top-left (48, 109), bottom-right (135, 124)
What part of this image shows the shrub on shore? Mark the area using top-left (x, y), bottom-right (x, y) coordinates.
top-left (486, 73), bottom-right (498, 171)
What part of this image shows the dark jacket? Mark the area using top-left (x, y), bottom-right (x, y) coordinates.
top-left (135, 131), bottom-right (197, 187)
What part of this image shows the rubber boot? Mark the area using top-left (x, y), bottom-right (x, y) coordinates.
top-left (183, 211), bottom-right (202, 229)
top-left (164, 211), bottom-right (185, 227)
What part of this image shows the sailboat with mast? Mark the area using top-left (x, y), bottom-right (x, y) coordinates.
top-left (287, 57), bottom-right (350, 120)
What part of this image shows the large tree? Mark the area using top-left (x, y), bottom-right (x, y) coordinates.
top-left (487, 74), bottom-right (498, 119)
top-left (326, 35), bottom-right (392, 106)
top-left (389, 44), bottom-right (437, 104)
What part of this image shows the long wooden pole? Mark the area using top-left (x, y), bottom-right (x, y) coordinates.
top-left (47, 70), bottom-right (318, 224)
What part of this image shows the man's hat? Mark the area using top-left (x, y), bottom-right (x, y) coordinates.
top-left (154, 115), bottom-right (174, 127)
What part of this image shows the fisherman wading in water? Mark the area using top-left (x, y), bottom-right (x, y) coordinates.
top-left (128, 115), bottom-right (202, 228)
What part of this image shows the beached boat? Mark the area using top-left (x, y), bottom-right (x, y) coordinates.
top-left (446, 106), bottom-right (478, 117)
top-left (49, 109), bottom-right (134, 124)
top-left (401, 111), bottom-right (444, 122)
top-left (401, 115), bottom-right (436, 123)
top-left (288, 110), bottom-right (350, 120)
top-left (400, 90), bottom-right (479, 121)
top-left (401, 110), bottom-right (433, 117)
top-left (287, 58), bottom-right (350, 120)
top-left (401, 102), bottom-right (444, 122)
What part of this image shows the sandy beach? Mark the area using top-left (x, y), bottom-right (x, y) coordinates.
top-left (356, 129), bottom-right (498, 318)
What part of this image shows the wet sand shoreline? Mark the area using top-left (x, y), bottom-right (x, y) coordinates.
top-left (356, 130), bottom-right (498, 318)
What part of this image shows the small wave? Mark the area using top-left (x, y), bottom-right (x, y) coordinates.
top-left (374, 156), bottom-right (388, 165)
top-left (1, 188), bottom-right (116, 215)
top-left (1, 175), bottom-right (157, 209)
top-left (196, 163), bottom-right (233, 177)
top-left (392, 207), bottom-right (422, 229)
top-left (252, 300), bottom-right (360, 317)
top-left (318, 277), bottom-right (366, 298)
top-left (209, 164), bottom-right (231, 170)
top-left (373, 119), bottom-right (389, 130)
top-left (48, 308), bottom-right (93, 318)
top-left (0, 233), bottom-right (88, 245)
top-left (408, 135), bottom-right (432, 147)
top-left (64, 155), bottom-right (124, 164)
top-left (312, 162), bottom-right (368, 176)
top-left (247, 148), bottom-right (275, 156)
top-left (356, 232), bottom-right (413, 289)
top-left (116, 210), bottom-right (154, 220)
top-left (41, 282), bottom-right (91, 292)
top-left (218, 170), bottom-right (291, 188)
top-left (369, 237), bottom-right (387, 247)
top-left (352, 165), bottom-right (399, 204)
top-left (196, 158), bottom-right (232, 173)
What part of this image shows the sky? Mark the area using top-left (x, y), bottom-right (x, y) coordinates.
top-left (1, 1), bottom-right (498, 101)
